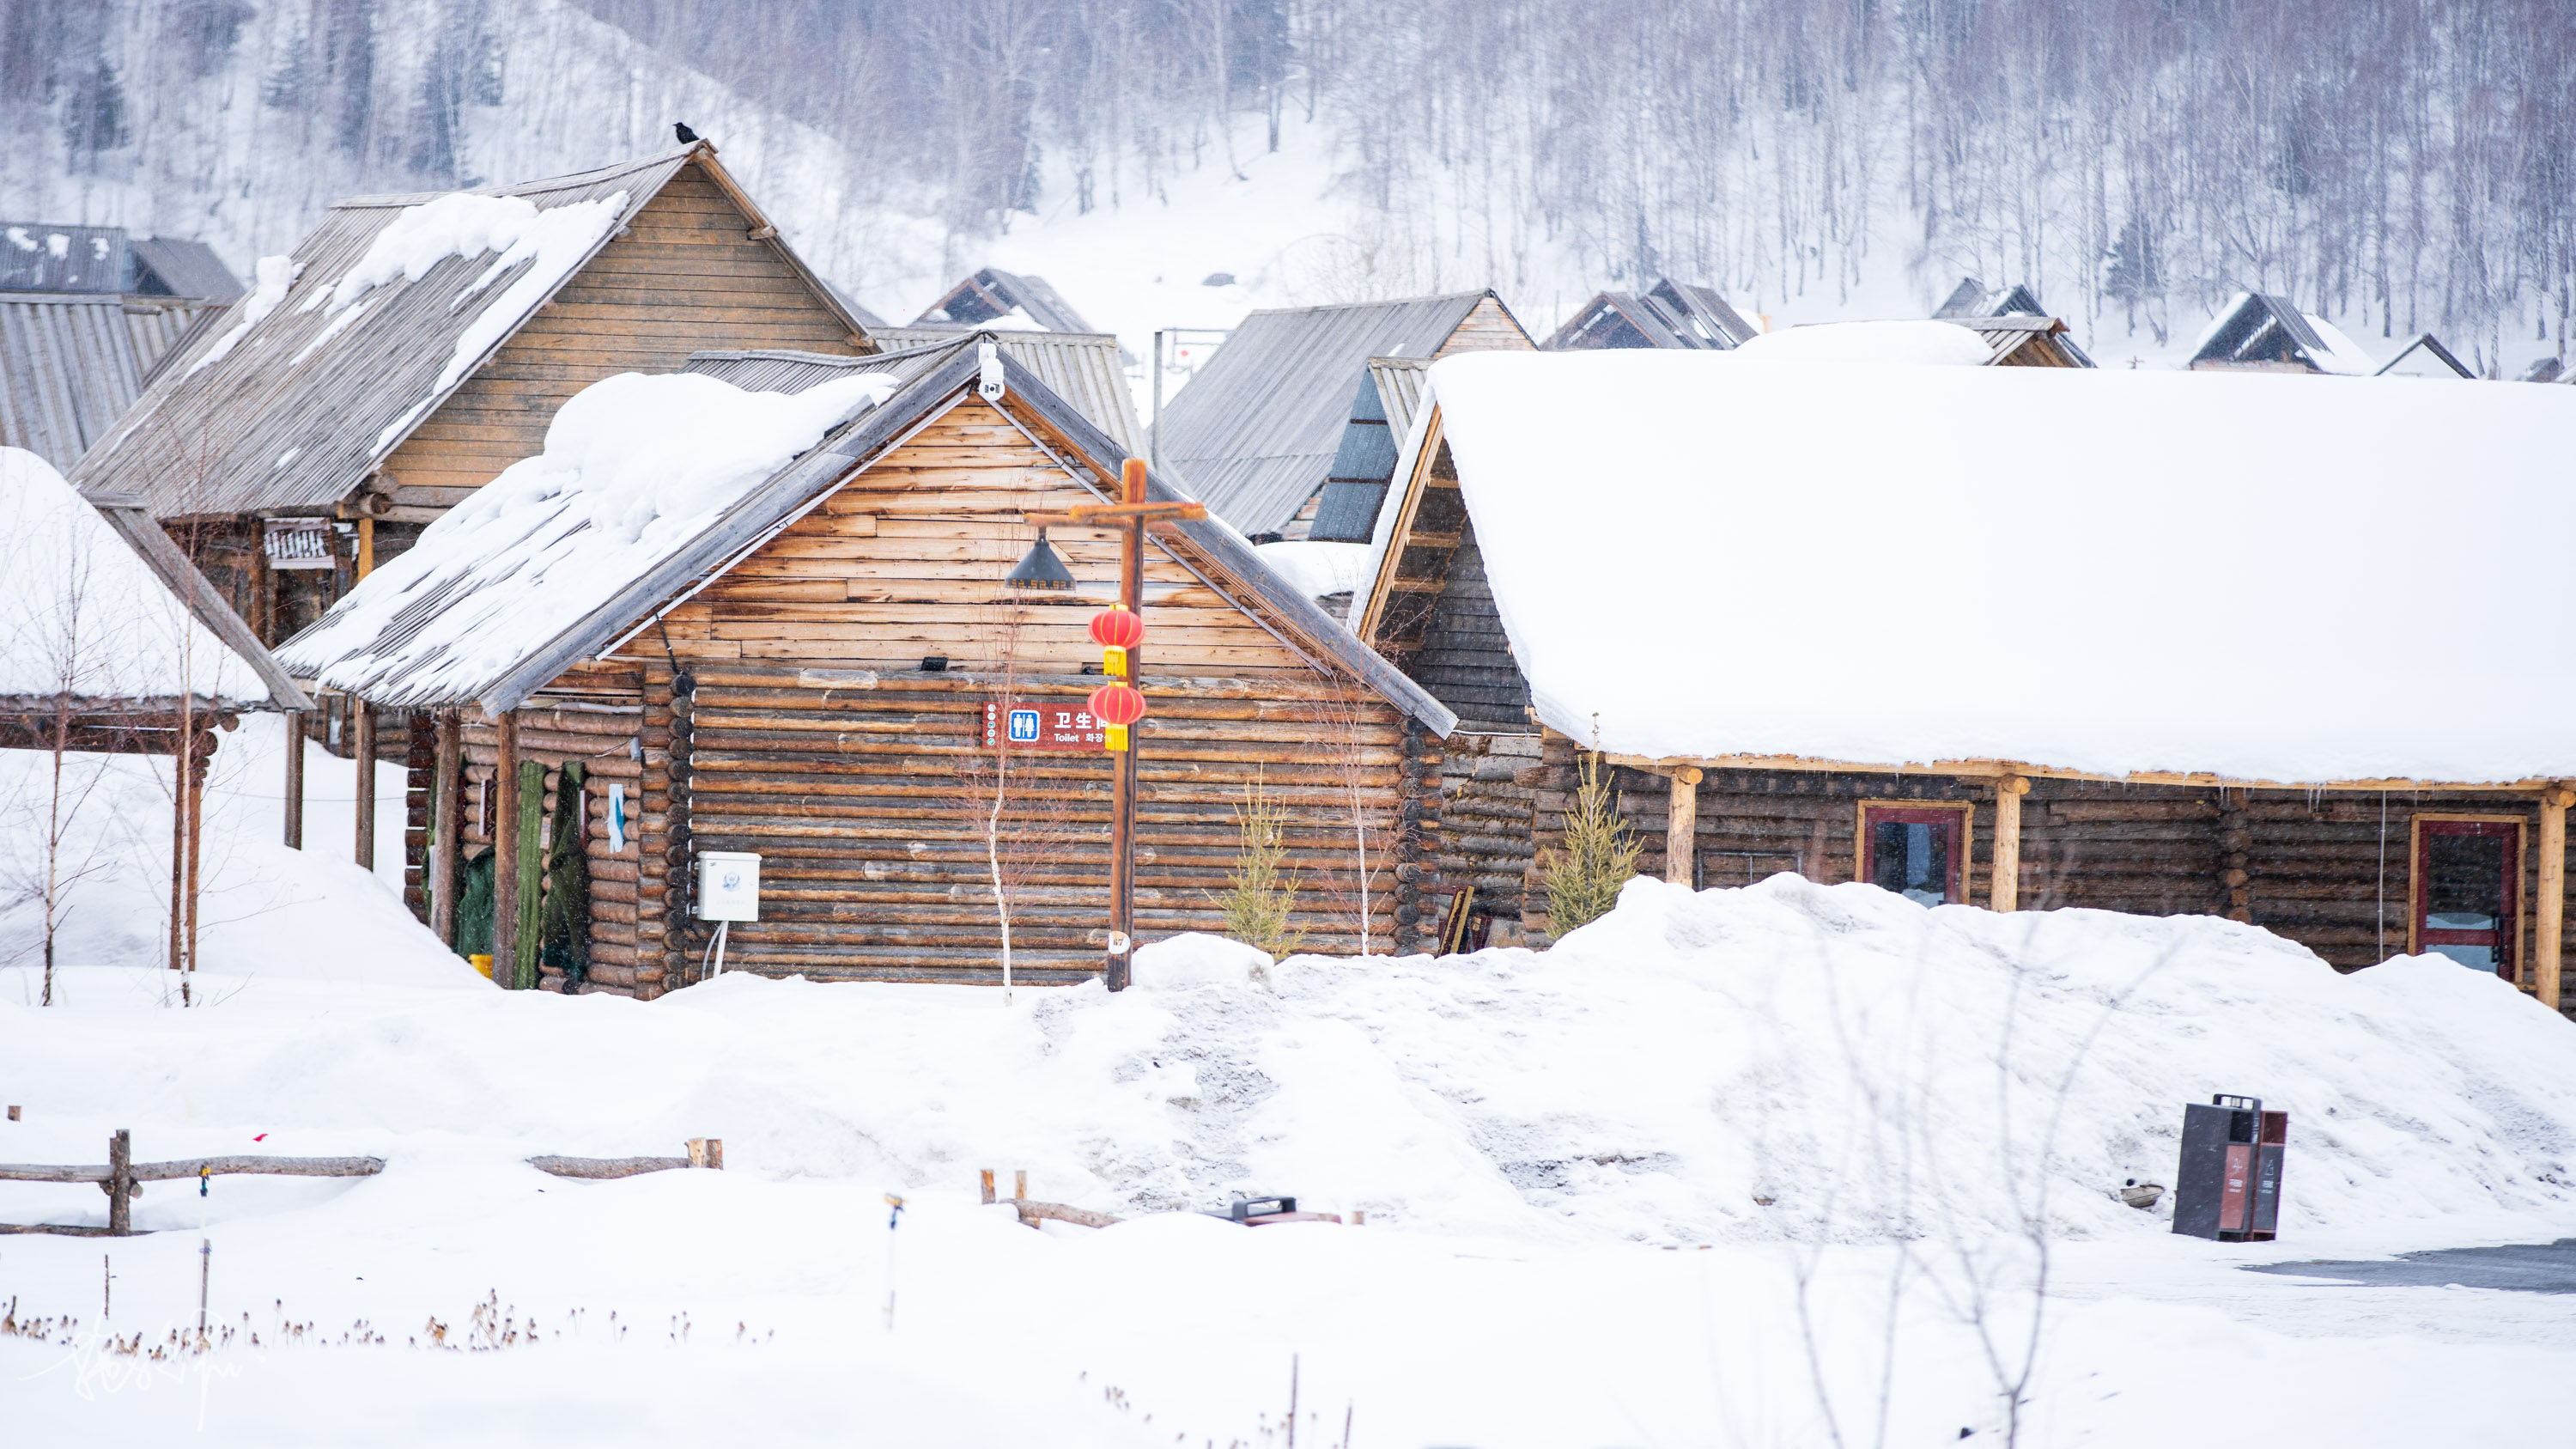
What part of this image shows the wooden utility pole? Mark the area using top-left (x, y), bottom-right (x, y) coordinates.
top-left (493, 712), bottom-right (519, 984)
top-left (431, 713), bottom-right (463, 947)
top-left (352, 700), bottom-right (375, 871)
top-left (282, 712), bottom-right (306, 848)
top-left (1049, 459), bottom-right (1206, 991)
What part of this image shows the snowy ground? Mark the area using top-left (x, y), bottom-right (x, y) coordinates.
top-left (4, 720), bottom-right (2575, 1444)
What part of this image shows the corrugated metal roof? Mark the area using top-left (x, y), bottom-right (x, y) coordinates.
top-left (1933, 277), bottom-right (2046, 319)
top-left (126, 237), bottom-right (242, 300)
top-left (868, 327), bottom-right (1143, 451)
top-left (74, 143), bottom-right (865, 524)
top-left (0, 222), bottom-right (126, 294)
top-left (1370, 356), bottom-right (1429, 444)
top-left (0, 295), bottom-right (227, 470)
top-left (912, 267), bottom-right (1097, 333)
top-left (1543, 281), bottom-right (1757, 351)
top-left (1151, 292), bottom-right (1490, 537)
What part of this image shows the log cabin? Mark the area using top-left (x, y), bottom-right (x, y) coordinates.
top-left (1151, 292), bottom-right (1532, 542)
top-left (1349, 349), bottom-right (2576, 1018)
top-left (70, 139), bottom-right (877, 655)
top-left (1, 447), bottom-right (308, 977)
top-left (273, 332), bottom-right (1455, 997)
top-left (2186, 292), bottom-right (2380, 374)
top-left (1541, 279), bottom-right (1760, 351)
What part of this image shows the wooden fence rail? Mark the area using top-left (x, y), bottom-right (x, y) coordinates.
top-left (0, 1130), bottom-right (721, 1236)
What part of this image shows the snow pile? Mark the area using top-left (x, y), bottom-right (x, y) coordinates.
top-left (0, 448), bottom-right (264, 702)
top-left (279, 369), bottom-right (895, 704)
top-left (1252, 539), bottom-right (1371, 602)
top-left (320, 193), bottom-right (559, 312)
top-left (12, 868), bottom-right (2573, 1251)
top-left (1733, 318), bottom-right (1992, 367)
top-left (1425, 349), bottom-right (2576, 781)
top-left (184, 254), bottom-right (300, 375)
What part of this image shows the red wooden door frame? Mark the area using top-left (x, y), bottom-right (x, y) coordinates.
top-left (1860, 805), bottom-right (1969, 904)
top-left (2414, 818), bottom-right (2519, 977)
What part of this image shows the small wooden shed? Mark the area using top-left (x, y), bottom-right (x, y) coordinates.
top-left (276, 333), bottom-right (1455, 996)
top-left (1352, 350), bottom-right (2576, 1014)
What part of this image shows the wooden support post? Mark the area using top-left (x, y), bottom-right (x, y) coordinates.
top-left (980, 1169), bottom-right (996, 1205)
top-left (492, 713), bottom-right (519, 986)
top-left (431, 713), bottom-right (462, 947)
top-left (185, 740), bottom-right (204, 980)
top-left (513, 758), bottom-right (544, 990)
top-left (1665, 767), bottom-right (1702, 886)
top-left (106, 1129), bottom-right (131, 1237)
top-left (1106, 460), bottom-right (1146, 993)
top-left (2538, 786), bottom-right (2569, 1009)
top-left (1014, 1169), bottom-right (1028, 1201)
top-left (357, 516), bottom-right (375, 579)
top-left (282, 711), bottom-right (306, 849)
top-left (1992, 775), bottom-right (2029, 912)
top-left (351, 700), bottom-right (375, 872)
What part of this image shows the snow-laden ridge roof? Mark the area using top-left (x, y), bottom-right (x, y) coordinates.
top-left (1423, 350), bottom-right (2576, 784)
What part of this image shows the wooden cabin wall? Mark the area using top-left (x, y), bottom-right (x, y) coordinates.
top-left (1402, 520), bottom-right (1531, 732)
top-left (417, 705), bottom-right (648, 994)
top-left (647, 664), bottom-right (1406, 983)
top-left (1429, 732), bottom-right (1545, 947)
top-left (374, 161), bottom-right (866, 514)
top-left (592, 395), bottom-right (1419, 986)
top-left (1436, 296), bottom-right (1535, 354)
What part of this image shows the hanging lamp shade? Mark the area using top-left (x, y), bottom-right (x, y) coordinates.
top-left (1088, 607), bottom-right (1145, 649)
top-left (1086, 682), bottom-right (1147, 728)
top-left (1005, 527), bottom-right (1076, 592)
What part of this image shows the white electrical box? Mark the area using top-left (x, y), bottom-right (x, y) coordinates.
top-left (696, 850), bottom-right (762, 922)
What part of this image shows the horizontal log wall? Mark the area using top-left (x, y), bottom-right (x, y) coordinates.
top-left (438, 706), bottom-right (647, 995)
top-left (1426, 732), bottom-right (1542, 947)
top-left (653, 665), bottom-right (1404, 983)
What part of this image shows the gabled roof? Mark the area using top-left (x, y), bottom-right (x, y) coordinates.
top-left (1309, 356), bottom-right (1428, 544)
top-left (74, 143), bottom-right (872, 521)
top-left (1153, 291), bottom-right (1514, 539)
top-left (0, 447), bottom-right (304, 711)
top-left (126, 238), bottom-right (242, 301)
top-left (1933, 277), bottom-right (2046, 319)
top-left (2187, 292), bottom-right (2378, 374)
top-left (1543, 279), bottom-right (1759, 352)
top-left (1382, 350), bottom-right (2576, 785)
top-left (0, 294), bottom-right (216, 469)
top-left (1955, 314), bottom-right (2096, 368)
top-left (860, 327), bottom-right (1144, 450)
top-left (0, 223), bottom-right (126, 294)
top-left (913, 267), bottom-right (1099, 334)
top-left (275, 333), bottom-right (1453, 734)
top-left (2375, 332), bottom-right (2476, 380)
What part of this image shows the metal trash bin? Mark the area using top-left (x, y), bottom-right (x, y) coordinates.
top-left (2172, 1093), bottom-right (2287, 1242)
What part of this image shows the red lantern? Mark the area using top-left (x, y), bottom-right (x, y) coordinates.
top-left (1088, 608), bottom-right (1145, 649)
top-left (1086, 682), bottom-right (1147, 728)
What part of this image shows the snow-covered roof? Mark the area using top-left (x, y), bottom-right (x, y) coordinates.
top-left (0, 447), bottom-right (304, 712)
top-left (2188, 292), bottom-right (2379, 375)
top-left (276, 337), bottom-right (1455, 732)
top-left (1404, 350), bottom-right (2576, 784)
top-left (73, 143), bottom-right (870, 522)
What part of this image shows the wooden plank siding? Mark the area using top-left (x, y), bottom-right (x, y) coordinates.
top-left (489, 395), bottom-right (1424, 990)
top-left (375, 163), bottom-right (866, 502)
top-left (1437, 295), bottom-right (1536, 355)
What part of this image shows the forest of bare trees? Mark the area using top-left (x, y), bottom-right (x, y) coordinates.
top-left (5, 1), bottom-right (2571, 362)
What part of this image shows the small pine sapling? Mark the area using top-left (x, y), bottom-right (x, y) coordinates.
top-left (1542, 746), bottom-right (1640, 936)
top-left (1211, 770), bottom-right (1303, 959)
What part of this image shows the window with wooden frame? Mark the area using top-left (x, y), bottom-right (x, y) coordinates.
top-left (1856, 802), bottom-right (1972, 907)
top-left (2409, 815), bottom-right (2524, 979)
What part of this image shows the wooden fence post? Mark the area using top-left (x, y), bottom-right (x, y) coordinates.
top-left (106, 1129), bottom-right (131, 1237)
top-left (514, 759), bottom-right (544, 989)
top-left (352, 701), bottom-right (375, 872)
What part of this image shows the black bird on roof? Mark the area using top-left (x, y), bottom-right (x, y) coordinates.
top-left (674, 122), bottom-right (699, 143)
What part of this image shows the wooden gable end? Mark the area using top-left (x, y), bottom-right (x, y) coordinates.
top-left (623, 397), bottom-right (1315, 677)
top-left (1436, 295), bottom-right (1535, 356)
top-left (378, 161), bottom-right (869, 512)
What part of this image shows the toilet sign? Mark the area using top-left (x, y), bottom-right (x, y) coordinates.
top-left (981, 700), bottom-right (1106, 752)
